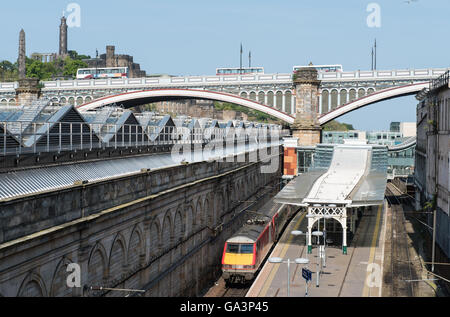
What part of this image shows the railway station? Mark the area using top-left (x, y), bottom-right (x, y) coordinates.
top-left (239, 140), bottom-right (393, 297)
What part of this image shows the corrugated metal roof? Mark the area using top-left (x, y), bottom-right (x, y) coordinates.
top-left (0, 141), bottom-right (280, 201)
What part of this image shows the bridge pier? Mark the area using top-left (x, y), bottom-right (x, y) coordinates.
top-left (292, 64), bottom-right (322, 146)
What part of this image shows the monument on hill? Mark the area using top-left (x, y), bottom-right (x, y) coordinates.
top-left (15, 29), bottom-right (41, 106)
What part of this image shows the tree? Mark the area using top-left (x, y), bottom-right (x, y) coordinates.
top-left (63, 57), bottom-right (88, 79)
top-left (323, 120), bottom-right (355, 131)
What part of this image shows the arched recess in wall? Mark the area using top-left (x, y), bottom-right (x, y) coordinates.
top-left (50, 257), bottom-right (74, 297)
top-left (187, 204), bottom-right (195, 238)
top-left (108, 234), bottom-right (127, 283)
top-left (149, 219), bottom-right (161, 258)
top-left (285, 91), bottom-right (292, 114)
top-left (321, 90), bottom-right (329, 114)
top-left (240, 92), bottom-right (248, 99)
top-left (267, 91), bottom-right (274, 107)
top-left (358, 88), bottom-right (366, 99)
top-left (17, 272), bottom-right (48, 297)
top-left (339, 90), bottom-right (347, 106)
top-left (88, 243), bottom-right (108, 291)
top-left (258, 91), bottom-right (265, 104)
top-left (276, 91), bottom-right (283, 110)
top-left (127, 225), bottom-right (144, 272)
top-left (76, 97), bottom-right (84, 106)
top-left (162, 212), bottom-right (173, 251)
top-left (174, 208), bottom-right (184, 244)
top-left (249, 91), bottom-right (257, 101)
top-left (196, 198), bottom-right (203, 230)
top-left (349, 89), bottom-right (357, 102)
top-left (330, 90), bottom-right (338, 110)
top-left (204, 196), bottom-right (212, 228)
top-left (214, 191), bottom-right (224, 226)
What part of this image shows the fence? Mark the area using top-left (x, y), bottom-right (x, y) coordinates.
top-left (0, 121), bottom-right (289, 156)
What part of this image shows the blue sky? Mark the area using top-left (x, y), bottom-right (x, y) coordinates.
top-left (1, 0), bottom-right (449, 130)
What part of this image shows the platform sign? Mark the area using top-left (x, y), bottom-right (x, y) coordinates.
top-left (302, 268), bottom-right (312, 282)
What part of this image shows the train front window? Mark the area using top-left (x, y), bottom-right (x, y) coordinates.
top-left (227, 244), bottom-right (239, 253)
top-left (240, 244), bottom-right (253, 254)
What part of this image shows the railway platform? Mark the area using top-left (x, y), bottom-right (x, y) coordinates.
top-left (247, 203), bottom-right (386, 297)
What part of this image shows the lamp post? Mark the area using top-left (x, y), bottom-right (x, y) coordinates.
top-left (312, 231), bottom-right (324, 287)
top-left (268, 257), bottom-right (310, 297)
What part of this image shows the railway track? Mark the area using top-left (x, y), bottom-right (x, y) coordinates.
top-left (385, 183), bottom-right (416, 297)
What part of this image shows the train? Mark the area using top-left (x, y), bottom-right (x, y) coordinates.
top-left (221, 202), bottom-right (298, 284)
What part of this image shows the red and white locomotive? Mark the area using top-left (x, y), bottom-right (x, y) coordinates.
top-left (221, 203), bottom-right (297, 284)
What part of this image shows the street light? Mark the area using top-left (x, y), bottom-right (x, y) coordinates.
top-left (268, 257), bottom-right (310, 297)
top-left (312, 231), bottom-right (324, 287)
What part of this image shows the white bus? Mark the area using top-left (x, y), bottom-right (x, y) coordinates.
top-left (216, 67), bottom-right (264, 76)
top-left (293, 65), bottom-right (343, 73)
top-left (76, 67), bottom-right (129, 80)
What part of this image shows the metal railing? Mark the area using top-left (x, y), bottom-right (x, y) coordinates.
top-left (430, 70), bottom-right (449, 91)
top-left (0, 121), bottom-right (287, 156)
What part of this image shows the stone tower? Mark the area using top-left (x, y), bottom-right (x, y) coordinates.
top-left (291, 64), bottom-right (322, 146)
top-left (106, 46), bottom-right (116, 67)
top-left (18, 29), bottom-right (26, 79)
top-left (59, 16), bottom-right (68, 57)
top-left (15, 29), bottom-right (41, 106)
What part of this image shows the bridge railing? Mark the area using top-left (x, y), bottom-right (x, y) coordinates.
top-left (430, 70), bottom-right (449, 91)
top-left (0, 121), bottom-right (283, 156)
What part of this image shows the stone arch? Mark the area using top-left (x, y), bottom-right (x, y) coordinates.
top-left (275, 91), bottom-right (283, 110)
top-left (85, 96), bottom-right (93, 103)
top-left (174, 208), bottom-right (184, 242)
top-left (358, 88), bottom-right (366, 99)
top-left (321, 90), bottom-right (329, 113)
top-left (17, 271), bottom-right (48, 297)
top-left (267, 91), bottom-right (274, 107)
top-left (149, 219), bottom-right (161, 257)
top-left (68, 97), bottom-right (75, 105)
top-left (128, 224), bottom-right (144, 272)
top-left (8, 98), bottom-right (15, 105)
top-left (258, 91), bottom-right (265, 104)
top-left (88, 242), bottom-right (108, 288)
top-left (195, 198), bottom-right (203, 229)
top-left (162, 211), bottom-right (173, 250)
top-left (109, 233), bottom-right (127, 282)
top-left (285, 90), bottom-right (292, 114)
top-left (240, 91), bottom-right (248, 99)
top-left (367, 88), bottom-right (375, 95)
top-left (50, 256), bottom-right (75, 297)
top-left (60, 97), bottom-right (67, 105)
top-left (186, 203), bottom-right (195, 237)
top-left (330, 89), bottom-right (338, 109)
top-left (339, 89), bottom-right (348, 106)
top-left (349, 89), bottom-right (357, 102)
top-left (214, 191), bottom-right (224, 225)
top-left (249, 91), bottom-right (257, 101)
top-left (1, 99), bottom-right (8, 105)
top-left (204, 194), bottom-right (213, 227)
